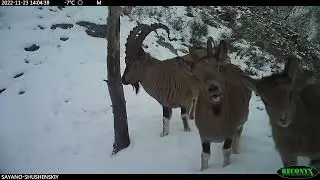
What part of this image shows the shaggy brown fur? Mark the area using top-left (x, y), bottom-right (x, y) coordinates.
top-left (121, 23), bottom-right (208, 137)
top-left (240, 55), bottom-right (320, 170)
top-left (187, 38), bottom-right (252, 170)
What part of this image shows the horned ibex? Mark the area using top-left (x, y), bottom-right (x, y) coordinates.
top-left (122, 23), bottom-right (208, 137)
top-left (186, 38), bottom-right (252, 170)
top-left (239, 55), bottom-right (320, 170)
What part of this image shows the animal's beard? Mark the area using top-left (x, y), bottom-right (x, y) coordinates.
top-left (132, 82), bottom-right (140, 94)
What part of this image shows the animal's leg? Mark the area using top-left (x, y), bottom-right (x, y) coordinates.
top-left (280, 154), bottom-right (297, 167)
top-left (160, 106), bottom-right (172, 137)
top-left (189, 97), bottom-right (197, 120)
top-left (181, 106), bottom-right (191, 132)
top-left (201, 139), bottom-right (211, 171)
top-left (222, 138), bottom-right (233, 167)
top-left (310, 158), bottom-right (320, 171)
top-left (232, 125), bottom-right (244, 154)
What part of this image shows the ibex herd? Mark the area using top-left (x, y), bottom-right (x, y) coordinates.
top-left (121, 23), bottom-right (320, 171)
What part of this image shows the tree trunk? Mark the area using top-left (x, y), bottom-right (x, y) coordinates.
top-left (106, 6), bottom-right (130, 155)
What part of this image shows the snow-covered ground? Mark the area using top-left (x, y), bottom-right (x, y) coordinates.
top-left (0, 6), bottom-right (302, 173)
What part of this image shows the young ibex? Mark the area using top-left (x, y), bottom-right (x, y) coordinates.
top-left (122, 23), bottom-right (208, 137)
top-left (186, 38), bottom-right (252, 170)
top-left (239, 55), bottom-right (320, 170)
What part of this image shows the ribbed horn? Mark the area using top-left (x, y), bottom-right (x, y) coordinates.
top-left (125, 23), bottom-right (174, 64)
top-left (125, 23), bottom-right (148, 63)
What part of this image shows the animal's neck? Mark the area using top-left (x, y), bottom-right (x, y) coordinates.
top-left (139, 52), bottom-right (159, 84)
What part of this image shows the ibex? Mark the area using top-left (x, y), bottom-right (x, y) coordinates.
top-left (122, 23), bottom-right (208, 137)
top-left (239, 55), bottom-right (320, 170)
top-left (186, 38), bottom-right (252, 170)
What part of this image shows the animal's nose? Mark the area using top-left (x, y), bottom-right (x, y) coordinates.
top-left (208, 84), bottom-right (219, 93)
top-left (279, 116), bottom-right (286, 124)
top-left (278, 114), bottom-right (291, 127)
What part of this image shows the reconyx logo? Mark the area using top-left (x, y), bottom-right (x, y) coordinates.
top-left (277, 166), bottom-right (319, 179)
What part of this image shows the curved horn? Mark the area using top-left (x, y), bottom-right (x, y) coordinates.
top-left (125, 23), bottom-right (173, 63)
top-left (125, 23), bottom-right (148, 63)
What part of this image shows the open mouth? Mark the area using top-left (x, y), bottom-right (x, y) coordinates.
top-left (207, 84), bottom-right (223, 103)
top-left (278, 114), bottom-right (291, 127)
top-left (208, 92), bottom-right (223, 103)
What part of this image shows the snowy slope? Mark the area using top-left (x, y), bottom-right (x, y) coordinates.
top-left (0, 6), bottom-right (299, 173)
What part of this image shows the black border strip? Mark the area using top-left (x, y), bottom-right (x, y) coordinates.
top-left (2, 0), bottom-right (319, 6)
top-left (52, 1), bottom-right (320, 6)
top-left (49, 173), bottom-right (285, 179)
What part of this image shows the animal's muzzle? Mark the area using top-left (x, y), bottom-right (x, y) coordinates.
top-left (208, 84), bottom-right (223, 103)
top-left (121, 75), bottom-right (130, 85)
top-left (278, 114), bottom-right (291, 127)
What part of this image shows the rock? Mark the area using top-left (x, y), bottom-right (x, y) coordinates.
top-left (18, 90), bottom-right (25, 95)
top-left (256, 106), bottom-right (265, 111)
top-left (49, 8), bottom-right (57, 12)
top-left (0, 88), bottom-right (6, 94)
top-left (57, 6), bottom-right (65, 10)
top-left (13, 72), bottom-right (24, 79)
top-left (51, 23), bottom-right (74, 30)
top-left (24, 44), bottom-right (40, 51)
top-left (76, 21), bottom-right (107, 38)
top-left (60, 37), bottom-right (69, 41)
top-left (38, 25), bottom-right (45, 30)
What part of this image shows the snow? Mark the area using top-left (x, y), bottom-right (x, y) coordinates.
top-left (0, 6), bottom-right (296, 173)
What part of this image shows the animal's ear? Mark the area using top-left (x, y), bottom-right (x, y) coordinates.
top-left (240, 74), bottom-right (258, 93)
top-left (207, 37), bottom-right (214, 60)
top-left (283, 55), bottom-right (298, 82)
top-left (214, 40), bottom-right (229, 63)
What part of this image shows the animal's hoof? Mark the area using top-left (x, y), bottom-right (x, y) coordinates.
top-left (200, 165), bottom-right (208, 171)
top-left (232, 148), bottom-right (239, 154)
top-left (160, 132), bottom-right (169, 137)
top-left (184, 127), bottom-right (191, 132)
top-left (223, 160), bottom-right (231, 167)
top-left (189, 115), bottom-right (194, 120)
